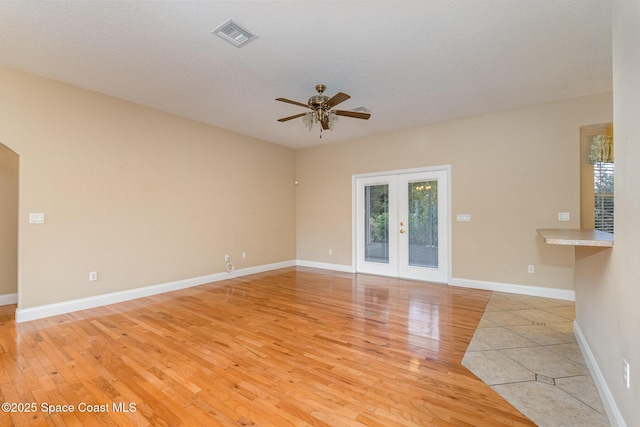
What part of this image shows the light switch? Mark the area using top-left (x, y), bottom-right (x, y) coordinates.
top-left (29, 213), bottom-right (45, 224)
top-left (456, 214), bottom-right (471, 222)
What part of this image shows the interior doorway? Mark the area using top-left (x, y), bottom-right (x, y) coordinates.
top-left (0, 143), bottom-right (19, 305)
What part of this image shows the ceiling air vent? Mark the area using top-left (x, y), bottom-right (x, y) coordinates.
top-left (352, 106), bottom-right (372, 113)
top-left (212, 19), bottom-right (257, 47)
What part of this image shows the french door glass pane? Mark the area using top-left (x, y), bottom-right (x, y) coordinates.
top-left (365, 184), bottom-right (389, 263)
top-left (408, 180), bottom-right (438, 268)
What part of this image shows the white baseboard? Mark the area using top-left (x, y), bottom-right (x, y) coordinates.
top-left (296, 260), bottom-right (356, 273)
top-left (292, 268), bottom-right (574, 302)
top-left (574, 321), bottom-right (626, 427)
top-left (13, 265), bottom-right (576, 323)
top-left (450, 277), bottom-right (575, 301)
top-left (0, 293), bottom-right (17, 306)
top-left (15, 260), bottom-right (296, 323)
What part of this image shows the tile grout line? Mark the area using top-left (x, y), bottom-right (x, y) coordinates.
top-left (462, 292), bottom-right (610, 426)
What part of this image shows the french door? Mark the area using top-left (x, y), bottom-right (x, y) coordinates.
top-left (355, 168), bottom-right (449, 283)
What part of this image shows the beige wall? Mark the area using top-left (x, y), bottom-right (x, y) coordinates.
top-left (296, 93), bottom-right (612, 290)
top-left (0, 144), bottom-right (18, 295)
top-left (575, 0), bottom-right (640, 424)
top-left (0, 66), bottom-right (296, 308)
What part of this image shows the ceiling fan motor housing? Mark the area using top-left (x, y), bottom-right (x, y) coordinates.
top-left (308, 94), bottom-right (329, 109)
top-left (308, 83), bottom-right (329, 110)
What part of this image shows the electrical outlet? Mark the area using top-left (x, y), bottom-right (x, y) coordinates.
top-left (89, 271), bottom-right (98, 282)
top-left (224, 254), bottom-right (230, 262)
top-left (242, 252), bottom-right (247, 259)
top-left (528, 265), bottom-right (535, 274)
top-left (558, 212), bottom-right (570, 221)
top-left (623, 359), bottom-right (630, 389)
top-left (329, 249), bottom-right (333, 255)
top-left (29, 213), bottom-right (45, 224)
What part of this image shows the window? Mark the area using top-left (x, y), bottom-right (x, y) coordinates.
top-left (594, 162), bottom-right (614, 233)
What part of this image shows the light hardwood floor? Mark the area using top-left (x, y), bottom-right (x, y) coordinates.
top-left (0, 267), bottom-right (534, 426)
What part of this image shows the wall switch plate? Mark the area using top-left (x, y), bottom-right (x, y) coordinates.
top-left (89, 271), bottom-right (98, 282)
top-left (558, 212), bottom-right (570, 221)
top-left (456, 214), bottom-right (471, 222)
top-left (29, 213), bottom-right (45, 224)
top-left (528, 265), bottom-right (535, 274)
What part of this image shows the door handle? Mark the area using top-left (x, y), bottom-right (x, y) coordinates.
top-left (400, 229), bottom-right (406, 233)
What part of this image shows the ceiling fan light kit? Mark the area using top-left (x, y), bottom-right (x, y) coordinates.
top-left (277, 84), bottom-right (371, 138)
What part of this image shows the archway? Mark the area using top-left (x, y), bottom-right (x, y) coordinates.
top-left (0, 143), bottom-right (19, 306)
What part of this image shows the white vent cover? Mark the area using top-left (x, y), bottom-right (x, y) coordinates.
top-left (212, 19), bottom-right (257, 47)
top-left (352, 106), bottom-right (372, 113)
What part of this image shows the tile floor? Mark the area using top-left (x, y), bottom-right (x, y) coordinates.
top-left (462, 292), bottom-right (610, 427)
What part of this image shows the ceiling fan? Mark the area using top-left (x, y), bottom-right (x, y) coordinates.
top-left (276, 84), bottom-right (371, 136)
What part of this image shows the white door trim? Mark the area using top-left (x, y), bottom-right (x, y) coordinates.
top-left (352, 165), bottom-right (452, 283)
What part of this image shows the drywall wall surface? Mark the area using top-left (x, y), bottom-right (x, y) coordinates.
top-left (296, 92), bottom-right (612, 290)
top-left (575, 1), bottom-right (640, 424)
top-left (0, 66), bottom-right (296, 308)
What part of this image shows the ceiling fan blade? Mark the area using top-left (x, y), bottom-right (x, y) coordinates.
top-left (325, 92), bottom-right (350, 109)
top-left (276, 98), bottom-right (309, 108)
top-left (277, 112), bottom-right (307, 122)
top-left (335, 110), bottom-right (371, 120)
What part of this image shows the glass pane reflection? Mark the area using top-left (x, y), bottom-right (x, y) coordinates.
top-left (408, 180), bottom-right (438, 268)
top-left (365, 184), bottom-right (389, 263)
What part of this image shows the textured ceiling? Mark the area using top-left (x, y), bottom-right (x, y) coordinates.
top-left (0, 1), bottom-right (612, 149)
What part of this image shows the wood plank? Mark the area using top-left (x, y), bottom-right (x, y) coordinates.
top-left (0, 268), bottom-right (534, 426)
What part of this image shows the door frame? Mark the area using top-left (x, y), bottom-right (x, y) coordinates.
top-left (351, 165), bottom-right (452, 283)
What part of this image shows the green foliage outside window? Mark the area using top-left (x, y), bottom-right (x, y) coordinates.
top-left (367, 185), bottom-right (389, 243)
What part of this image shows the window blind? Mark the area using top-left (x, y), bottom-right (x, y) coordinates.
top-left (594, 162), bottom-right (614, 234)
